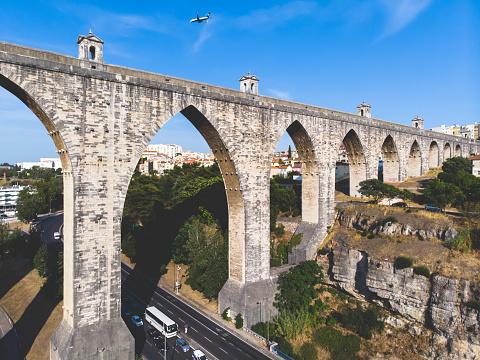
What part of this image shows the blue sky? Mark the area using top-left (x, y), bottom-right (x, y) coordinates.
top-left (0, 0), bottom-right (478, 163)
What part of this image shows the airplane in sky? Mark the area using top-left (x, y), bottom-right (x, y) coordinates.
top-left (190, 13), bottom-right (210, 23)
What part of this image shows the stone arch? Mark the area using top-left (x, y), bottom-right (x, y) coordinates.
top-left (455, 144), bottom-right (462, 157)
top-left (444, 143), bottom-right (452, 160)
top-left (339, 129), bottom-right (366, 196)
top-left (429, 141), bottom-right (439, 168)
top-left (285, 120), bottom-right (318, 223)
top-left (408, 140), bottom-right (421, 177)
top-left (0, 72), bottom-right (75, 324)
top-left (380, 135), bottom-right (400, 182)
top-left (128, 104), bottom-right (246, 284)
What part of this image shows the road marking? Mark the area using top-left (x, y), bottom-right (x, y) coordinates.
top-left (219, 347), bottom-right (228, 354)
top-left (190, 326), bottom-right (197, 332)
top-left (167, 309), bottom-right (173, 315)
top-left (178, 317), bottom-right (184, 322)
top-left (204, 337), bottom-right (212, 343)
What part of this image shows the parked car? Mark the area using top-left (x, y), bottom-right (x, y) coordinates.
top-left (131, 315), bottom-right (143, 326)
top-left (192, 349), bottom-right (208, 360)
top-left (392, 202), bottom-right (408, 207)
top-left (425, 205), bottom-right (440, 212)
top-left (176, 338), bottom-right (190, 352)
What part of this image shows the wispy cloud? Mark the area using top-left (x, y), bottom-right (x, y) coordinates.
top-left (235, 1), bottom-right (319, 30)
top-left (53, 3), bottom-right (182, 37)
top-left (192, 18), bottom-right (216, 53)
top-left (267, 89), bottom-right (292, 100)
top-left (377, 0), bottom-right (433, 39)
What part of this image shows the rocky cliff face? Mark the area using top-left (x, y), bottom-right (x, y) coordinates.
top-left (336, 209), bottom-right (458, 241)
top-left (324, 247), bottom-right (480, 359)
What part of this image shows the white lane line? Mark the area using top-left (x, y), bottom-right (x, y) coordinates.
top-left (190, 326), bottom-right (198, 332)
top-left (219, 347), bottom-right (228, 354)
top-left (166, 309), bottom-right (173, 315)
top-left (204, 337), bottom-right (212, 343)
top-left (178, 317), bottom-right (184, 322)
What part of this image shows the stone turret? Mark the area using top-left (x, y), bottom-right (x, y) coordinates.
top-left (239, 71), bottom-right (259, 95)
top-left (412, 116), bottom-right (424, 129)
top-left (77, 30), bottom-right (105, 70)
top-left (357, 101), bottom-right (371, 118)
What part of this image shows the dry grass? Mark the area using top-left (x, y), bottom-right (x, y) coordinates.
top-left (325, 225), bottom-right (480, 284)
top-left (0, 258), bottom-right (62, 360)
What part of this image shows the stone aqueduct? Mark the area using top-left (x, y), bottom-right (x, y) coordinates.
top-left (1, 34), bottom-right (478, 359)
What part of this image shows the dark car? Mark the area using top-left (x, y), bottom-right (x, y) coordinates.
top-left (147, 328), bottom-right (160, 338)
top-left (392, 202), bottom-right (408, 207)
top-left (154, 337), bottom-right (169, 351)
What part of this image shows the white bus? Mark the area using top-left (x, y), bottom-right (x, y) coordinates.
top-left (145, 306), bottom-right (178, 338)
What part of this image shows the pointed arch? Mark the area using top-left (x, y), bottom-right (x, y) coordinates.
top-left (429, 141), bottom-right (439, 168)
top-left (381, 135), bottom-right (399, 182)
top-left (408, 140), bottom-right (421, 177)
top-left (285, 120), bottom-right (318, 223)
top-left (129, 104), bottom-right (245, 283)
top-left (455, 144), bottom-right (462, 157)
top-left (340, 129), bottom-right (366, 196)
top-left (0, 72), bottom-right (75, 324)
top-left (444, 143), bottom-right (451, 160)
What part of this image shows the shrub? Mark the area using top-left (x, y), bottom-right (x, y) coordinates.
top-left (274, 337), bottom-right (295, 357)
top-left (466, 300), bottom-right (480, 311)
top-left (251, 321), bottom-right (276, 339)
top-left (447, 228), bottom-right (471, 254)
top-left (367, 234), bottom-right (375, 239)
top-left (382, 216), bottom-right (398, 225)
top-left (221, 309), bottom-right (231, 321)
top-left (275, 223), bottom-right (286, 237)
top-left (361, 219), bottom-right (368, 226)
top-left (235, 313), bottom-right (243, 329)
top-left (361, 230), bottom-right (368, 237)
top-left (394, 256), bottom-right (413, 269)
top-left (313, 327), bottom-right (361, 360)
top-left (298, 342), bottom-right (318, 360)
top-left (339, 306), bottom-right (384, 340)
top-left (413, 266), bottom-right (430, 278)
top-left (318, 247), bottom-right (330, 255)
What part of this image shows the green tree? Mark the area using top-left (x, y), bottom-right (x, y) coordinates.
top-left (235, 313), bottom-right (244, 329)
top-left (34, 244), bottom-right (48, 277)
top-left (423, 178), bottom-right (461, 213)
top-left (358, 179), bottom-right (400, 203)
top-left (442, 156), bottom-right (472, 174)
top-left (274, 260), bottom-right (323, 313)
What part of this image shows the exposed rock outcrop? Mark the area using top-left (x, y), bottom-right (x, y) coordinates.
top-left (322, 246), bottom-right (480, 359)
top-left (336, 209), bottom-right (458, 242)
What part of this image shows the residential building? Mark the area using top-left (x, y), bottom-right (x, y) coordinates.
top-left (0, 185), bottom-right (25, 213)
top-left (470, 155), bottom-right (480, 177)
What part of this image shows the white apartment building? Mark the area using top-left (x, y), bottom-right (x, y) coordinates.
top-left (0, 185), bottom-right (25, 213)
top-left (431, 123), bottom-right (479, 140)
top-left (146, 144), bottom-right (182, 159)
top-left (16, 158), bottom-right (62, 170)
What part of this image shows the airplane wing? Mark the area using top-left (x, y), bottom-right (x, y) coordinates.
top-left (190, 14), bottom-right (200, 23)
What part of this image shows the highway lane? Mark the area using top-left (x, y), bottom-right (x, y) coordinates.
top-left (121, 263), bottom-right (274, 360)
top-left (35, 212), bottom-right (63, 251)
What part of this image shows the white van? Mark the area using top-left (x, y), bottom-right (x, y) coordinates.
top-left (54, 232), bottom-right (61, 240)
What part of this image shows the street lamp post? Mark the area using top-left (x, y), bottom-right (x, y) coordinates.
top-left (176, 265), bottom-right (181, 295)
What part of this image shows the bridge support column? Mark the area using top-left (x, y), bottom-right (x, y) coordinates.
top-left (218, 278), bottom-right (279, 328)
top-left (50, 318), bottom-right (134, 360)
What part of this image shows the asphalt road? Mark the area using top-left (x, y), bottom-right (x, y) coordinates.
top-left (35, 212), bottom-right (63, 251)
top-left (121, 263), bottom-right (274, 360)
